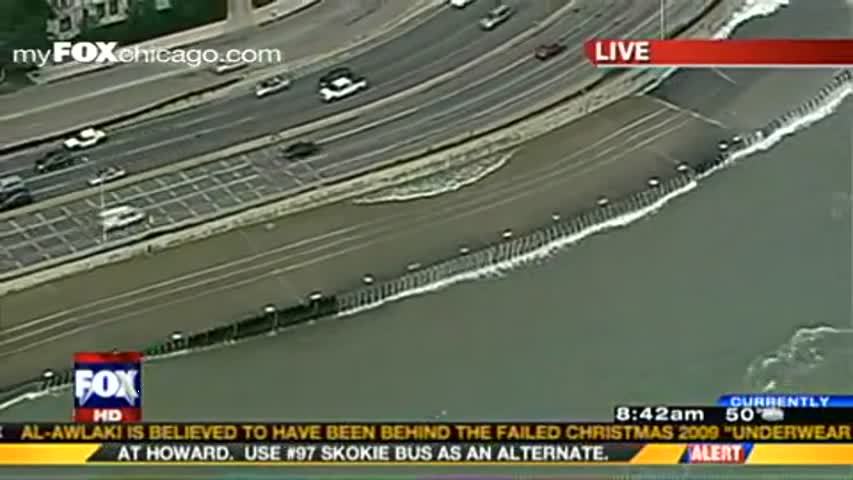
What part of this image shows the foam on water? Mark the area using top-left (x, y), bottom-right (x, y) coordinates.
top-left (338, 181), bottom-right (699, 316)
top-left (713, 0), bottom-right (791, 40)
top-left (745, 327), bottom-right (853, 392)
top-left (352, 151), bottom-right (513, 204)
top-left (339, 70), bottom-right (853, 364)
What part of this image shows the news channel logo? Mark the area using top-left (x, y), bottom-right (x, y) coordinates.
top-left (73, 352), bottom-right (142, 423)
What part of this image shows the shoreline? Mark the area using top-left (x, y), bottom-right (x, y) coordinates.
top-left (2, 68), bottom-right (849, 409)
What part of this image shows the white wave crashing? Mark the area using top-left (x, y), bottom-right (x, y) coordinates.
top-left (339, 74), bottom-right (853, 320)
top-left (713, 0), bottom-right (791, 40)
top-left (352, 151), bottom-right (512, 205)
top-left (745, 326), bottom-right (853, 392)
top-left (339, 181), bottom-right (699, 316)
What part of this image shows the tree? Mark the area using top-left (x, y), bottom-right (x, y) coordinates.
top-left (0, 0), bottom-right (49, 64)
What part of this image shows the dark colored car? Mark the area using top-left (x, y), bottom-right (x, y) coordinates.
top-left (282, 141), bottom-right (319, 160)
top-left (318, 67), bottom-right (353, 89)
top-left (35, 151), bottom-right (77, 174)
top-left (535, 43), bottom-right (566, 60)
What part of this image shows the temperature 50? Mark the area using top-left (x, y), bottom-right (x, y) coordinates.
top-left (725, 407), bottom-right (758, 422)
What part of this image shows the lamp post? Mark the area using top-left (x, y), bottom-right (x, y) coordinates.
top-left (659, 0), bottom-right (666, 39)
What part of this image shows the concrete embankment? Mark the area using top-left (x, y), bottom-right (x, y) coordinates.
top-left (3, 68), bottom-right (849, 409)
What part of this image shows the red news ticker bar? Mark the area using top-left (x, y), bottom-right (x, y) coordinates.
top-left (584, 39), bottom-right (853, 67)
top-left (74, 352), bottom-right (142, 363)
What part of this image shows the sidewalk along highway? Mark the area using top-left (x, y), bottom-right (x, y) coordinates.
top-left (0, 95), bottom-right (730, 389)
top-left (0, 0), bottom-right (440, 146)
top-left (0, 0), bottom-right (694, 279)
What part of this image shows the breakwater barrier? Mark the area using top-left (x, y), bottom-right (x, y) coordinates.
top-left (1, 67), bottom-right (850, 412)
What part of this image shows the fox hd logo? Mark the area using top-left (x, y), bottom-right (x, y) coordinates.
top-left (73, 352), bottom-right (142, 423)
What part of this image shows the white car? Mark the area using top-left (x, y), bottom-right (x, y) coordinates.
top-left (99, 205), bottom-right (146, 231)
top-left (255, 76), bottom-right (291, 98)
top-left (480, 4), bottom-right (514, 30)
top-left (88, 166), bottom-right (127, 187)
top-left (449, 0), bottom-right (475, 7)
top-left (64, 128), bottom-right (106, 150)
top-left (319, 76), bottom-right (368, 102)
top-left (212, 59), bottom-right (247, 75)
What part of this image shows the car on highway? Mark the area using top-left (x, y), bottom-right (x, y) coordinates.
top-left (212, 59), bottom-right (248, 74)
top-left (449, 0), bottom-right (475, 7)
top-left (88, 166), bottom-right (127, 187)
top-left (318, 67), bottom-right (354, 89)
top-left (281, 141), bottom-right (320, 160)
top-left (35, 151), bottom-right (79, 174)
top-left (99, 205), bottom-right (147, 231)
top-left (255, 75), bottom-right (291, 98)
top-left (319, 75), bottom-right (368, 102)
top-left (0, 175), bottom-right (32, 212)
top-left (64, 128), bottom-right (106, 150)
top-left (535, 43), bottom-right (566, 60)
top-left (479, 4), bottom-right (514, 30)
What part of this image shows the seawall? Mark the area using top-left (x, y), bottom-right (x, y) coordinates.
top-left (3, 68), bottom-right (850, 409)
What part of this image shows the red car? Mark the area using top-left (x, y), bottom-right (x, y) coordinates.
top-left (535, 43), bottom-right (566, 60)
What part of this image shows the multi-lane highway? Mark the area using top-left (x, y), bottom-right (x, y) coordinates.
top-left (0, 0), bottom-right (436, 145)
top-left (0, 0), bottom-right (710, 278)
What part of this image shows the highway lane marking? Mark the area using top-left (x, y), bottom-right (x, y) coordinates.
top-left (644, 96), bottom-right (729, 128)
top-left (711, 68), bottom-right (738, 85)
top-left (310, 57), bottom-right (582, 174)
top-left (4, 172), bottom-right (265, 254)
top-left (1, 7), bottom-right (700, 330)
top-left (23, 23), bottom-right (576, 239)
top-left (0, 67), bottom-right (190, 122)
top-left (0, 212), bottom-right (71, 241)
top-left (0, 109), bottom-right (692, 353)
top-left (172, 109), bottom-right (242, 129)
top-left (2, 153), bottom-right (94, 180)
top-left (4, 107), bottom-right (678, 336)
top-left (314, 5), bottom-right (640, 164)
top-left (0, 221), bottom-right (372, 336)
top-left (112, 116), bottom-right (256, 159)
top-left (2, 114), bottom-right (686, 354)
top-left (6, 163), bottom-right (256, 247)
top-left (317, 107), bottom-right (420, 144)
top-left (0, 0), bottom-right (585, 201)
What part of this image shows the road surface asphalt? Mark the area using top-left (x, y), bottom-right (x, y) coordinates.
top-left (0, 0), bottom-right (711, 279)
top-left (0, 0), bottom-right (432, 144)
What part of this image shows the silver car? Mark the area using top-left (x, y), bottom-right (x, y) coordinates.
top-left (480, 4), bottom-right (513, 30)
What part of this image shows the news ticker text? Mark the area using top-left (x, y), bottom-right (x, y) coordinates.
top-left (5, 417), bottom-right (853, 444)
top-left (3, 442), bottom-right (853, 465)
